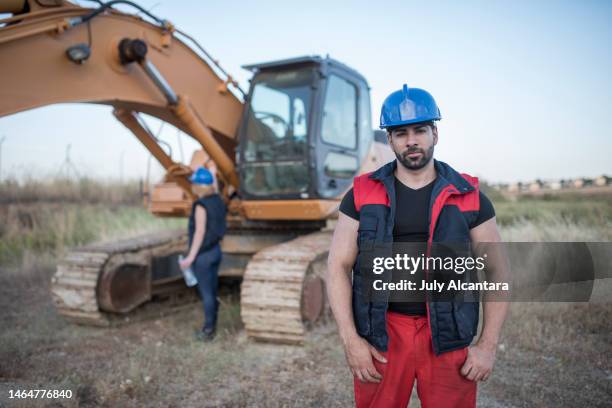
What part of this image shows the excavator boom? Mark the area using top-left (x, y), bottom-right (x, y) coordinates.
top-left (0, 0), bottom-right (243, 197)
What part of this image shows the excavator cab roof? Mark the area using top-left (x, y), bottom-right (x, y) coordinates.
top-left (242, 55), bottom-right (369, 88)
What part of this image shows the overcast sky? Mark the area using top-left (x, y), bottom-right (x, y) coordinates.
top-left (1, 0), bottom-right (610, 183)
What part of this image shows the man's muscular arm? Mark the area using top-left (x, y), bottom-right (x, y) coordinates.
top-left (462, 216), bottom-right (510, 382)
top-left (326, 212), bottom-right (387, 383)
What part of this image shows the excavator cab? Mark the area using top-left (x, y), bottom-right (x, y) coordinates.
top-left (237, 56), bottom-right (374, 220)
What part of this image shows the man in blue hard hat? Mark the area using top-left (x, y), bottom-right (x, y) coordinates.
top-left (179, 164), bottom-right (227, 341)
top-left (327, 85), bottom-right (509, 407)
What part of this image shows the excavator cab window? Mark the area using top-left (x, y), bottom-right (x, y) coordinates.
top-left (320, 75), bottom-right (357, 150)
top-left (241, 68), bottom-right (314, 197)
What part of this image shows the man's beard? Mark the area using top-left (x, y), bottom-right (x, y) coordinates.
top-left (395, 145), bottom-right (435, 170)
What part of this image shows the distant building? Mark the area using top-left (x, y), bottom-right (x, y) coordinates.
top-left (501, 176), bottom-right (608, 193)
top-left (595, 175), bottom-right (611, 186)
top-left (508, 182), bottom-right (522, 193)
top-left (528, 180), bottom-right (544, 192)
top-left (497, 182), bottom-right (509, 191)
top-left (541, 180), bottom-right (554, 190)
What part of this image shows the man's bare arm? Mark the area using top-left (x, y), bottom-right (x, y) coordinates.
top-left (326, 212), bottom-right (387, 383)
top-left (326, 212), bottom-right (359, 340)
top-left (473, 216), bottom-right (510, 349)
top-left (461, 216), bottom-right (510, 382)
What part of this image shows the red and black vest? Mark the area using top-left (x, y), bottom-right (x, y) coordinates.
top-left (352, 159), bottom-right (481, 355)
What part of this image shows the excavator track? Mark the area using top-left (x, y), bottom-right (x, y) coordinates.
top-left (50, 221), bottom-right (328, 330)
top-left (240, 229), bottom-right (333, 344)
top-left (51, 229), bottom-right (195, 326)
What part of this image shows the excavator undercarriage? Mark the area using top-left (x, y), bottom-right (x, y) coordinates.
top-left (51, 217), bottom-right (333, 344)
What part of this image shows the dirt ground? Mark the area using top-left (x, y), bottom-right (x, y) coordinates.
top-left (0, 258), bottom-right (610, 408)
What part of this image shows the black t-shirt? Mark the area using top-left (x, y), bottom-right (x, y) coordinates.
top-left (339, 175), bottom-right (495, 316)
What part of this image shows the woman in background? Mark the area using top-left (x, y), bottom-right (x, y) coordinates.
top-left (179, 165), bottom-right (227, 341)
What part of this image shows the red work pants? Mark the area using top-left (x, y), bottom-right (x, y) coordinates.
top-left (354, 312), bottom-right (477, 408)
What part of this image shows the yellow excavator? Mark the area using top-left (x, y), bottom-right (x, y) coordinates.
top-left (0, 0), bottom-right (394, 344)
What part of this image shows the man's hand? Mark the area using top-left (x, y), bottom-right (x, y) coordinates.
top-left (343, 334), bottom-right (387, 383)
top-left (460, 341), bottom-right (497, 382)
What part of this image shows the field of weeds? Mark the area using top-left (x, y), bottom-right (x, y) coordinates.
top-left (0, 177), bottom-right (184, 267)
top-left (0, 178), bottom-right (610, 407)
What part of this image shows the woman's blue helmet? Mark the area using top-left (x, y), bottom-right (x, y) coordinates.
top-left (380, 84), bottom-right (441, 129)
top-left (190, 166), bottom-right (214, 185)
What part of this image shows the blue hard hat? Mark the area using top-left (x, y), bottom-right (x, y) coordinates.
top-left (380, 84), bottom-right (441, 129)
top-left (190, 166), bottom-right (214, 185)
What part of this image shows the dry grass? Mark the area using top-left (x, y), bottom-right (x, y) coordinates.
top-left (499, 215), bottom-right (612, 241)
top-left (0, 203), bottom-right (185, 267)
top-left (0, 176), bottom-right (145, 205)
top-left (0, 253), bottom-right (352, 407)
top-left (0, 175), bottom-right (183, 267)
top-left (0, 183), bottom-right (610, 407)
top-left (0, 257), bottom-right (609, 407)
